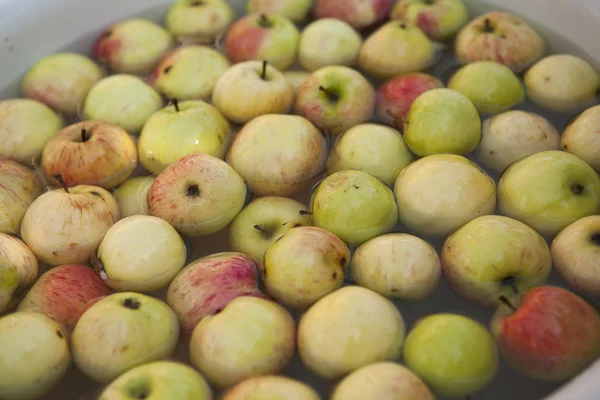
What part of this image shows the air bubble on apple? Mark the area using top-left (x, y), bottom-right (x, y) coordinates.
top-left (294, 65), bottom-right (376, 135)
top-left (212, 61), bottom-right (295, 124)
top-left (138, 99), bottom-right (233, 174)
top-left (298, 286), bottom-right (405, 380)
top-left (21, 52), bottom-right (106, 115)
top-left (166, 0), bottom-right (234, 44)
top-left (72, 292), bottom-right (179, 383)
top-left (83, 74), bottom-right (164, 135)
top-left (473, 110), bottom-right (560, 174)
top-left (351, 233), bottom-right (441, 301)
top-left (114, 176), bottom-right (156, 218)
top-left (0, 233), bottom-right (37, 313)
top-left (189, 296), bottom-right (296, 388)
top-left (0, 159), bottom-right (43, 235)
top-left (394, 154), bottom-right (497, 237)
top-left (327, 123), bottom-right (414, 186)
top-left (0, 312), bottom-right (71, 400)
top-left (93, 18), bottom-right (173, 75)
top-left (0, 98), bottom-right (64, 165)
top-left (390, 0), bottom-right (469, 41)
top-left (148, 153), bottom-right (247, 237)
top-left (313, 0), bottom-right (392, 30)
top-left (497, 150), bottom-right (600, 237)
top-left (561, 105), bottom-right (600, 173)
top-left (223, 375), bottom-right (320, 400)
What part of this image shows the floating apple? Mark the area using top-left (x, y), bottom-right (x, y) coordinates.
top-left (390, 0), bottom-right (469, 41)
top-left (0, 233), bottom-right (37, 313)
top-left (166, 0), bottom-right (234, 44)
top-left (0, 159), bottom-right (43, 235)
top-left (313, 0), bottom-right (392, 30)
top-left (114, 176), bottom-right (156, 218)
top-left (561, 105), bottom-right (600, 172)
top-left (223, 375), bottom-right (320, 400)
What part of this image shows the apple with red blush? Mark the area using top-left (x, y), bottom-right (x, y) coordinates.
top-left (313, 0), bottom-right (393, 30)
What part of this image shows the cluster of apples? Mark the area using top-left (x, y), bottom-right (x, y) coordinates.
top-left (1, 0), bottom-right (600, 399)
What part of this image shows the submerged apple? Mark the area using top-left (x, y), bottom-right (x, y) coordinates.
top-left (0, 159), bottom-right (43, 235)
top-left (390, 0), bottom-right (469, 41)
top-left (223, 375), bottom-right (319, 400)
top-left (561, 105), bottom-right (600, 173)
top-left (114, 176), bottom-right (156, 218)
top-left (313, 0), bottom-right (392, 30)
top-left (248, 0), bottom-right (313, 23)
top-left (0, 233), bottom-right (38, 313)
top-left (166, 0), bottom-right (235, 44)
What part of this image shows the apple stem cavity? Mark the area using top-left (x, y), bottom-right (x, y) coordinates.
top-left (122, 298), bottom-right (141, 310)
top-left (54, 174), bottom-right (70, 193)
top-left (299, 210), bottom-right (312, 216)
top-left (261, 60), bottom-right (268, 80)
top-left (399, 22), bottom-right (407, 30)
top-left (483, 18), bottom-right (494, 33)
top-left (572, 184), bottom-right (585, 195)
top-left (501, 276), bottom-right (519, 295)
top-left (499, 295), bottom-right (517, 312)
top-left (318, 86), bottom-right (339, 104)
top-left (190, 0), bottom-right (204, 6)
top-left (424, 0), bottom-right (435, 4)
top-left (186, 184), bottom-right (200, 198)
top-left (81, 128), bottom-right (89, 142)
top-left (258, 14), bottom-right (272, 29)
top-left (591, 233), bottom-right (600, 246)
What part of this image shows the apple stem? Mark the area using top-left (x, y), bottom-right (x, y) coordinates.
top-left (261, 60), bottom-right (268, 80)
top-left (172, 98), bottom-right (180, 112)
top-left (318, 86), bottom-right (339, 103)
top-left (81, 128), bottom-right (88, 142)
top-left (253, 224), bottom-right (267, 233)
top-left (258, 14), bottom-right (272, 28)
top-left (54, 174), bottom-right (70, 193)
top-left (499, 295), bottom-right (517, 312)
top-left (299, 210), bottom-right (312, 216)
top-left (484, 18), bottom-right (494, 33)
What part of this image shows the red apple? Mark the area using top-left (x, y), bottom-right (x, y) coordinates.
top-left (375, 73), bottom-right (444, 128)
top-left (17, 264), bottom-right (113, 331)
top-left (491, 286), bottom-right (600, 381)
top-left (313, 0), bottom-right (392, 30)
top-left (166, 252), bottom-right (267, 334)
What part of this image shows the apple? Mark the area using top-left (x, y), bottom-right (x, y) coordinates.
top-left (390, 0), bottom-right (469, 41)
top-left (83, 74), bottom-right (164, 135)
top-left (442, 215), bottom-right (552, 308)
top-left (223, 376), bottom-right (319, 400)
top-left (17, 264), bottom-right (112, 332)
top-left (375, 73), bottom-right (444, 128)
top-left (351, 233), bottom-right (441, 300)
top-left (525, 54), bottom-right (600, 112)
top-left (294, 65), bottom-right (376, 135)
top-left (359, 21), bottom-right (435, 80)
top-left (93, 18), bottom-right (173, 75)
top-left (20, 183), bottom-right (119, 266)
top-left (394, 154), bottom-right (497, 237)
top-left (455, 11), bottom-right (546, 73)
top-left (114, 176), bottom-right (156, 218)
top-left (92, 215), bottom-right (187, 292)
top-left (448, 61), bottom-right (525, 115)
top-left (150, 45), bottom-right (231, 101)
top-left (0, 159), bottom-right (43, 235)
top-left (72, 292), bottom-right (179, 383)
top-left (497, 150), bottom-right (600, 237)
top-left (189, 296), bottom-right (295, 388)
top-left (138, 100), bottom-right (233, 174)
top-left (167, 252), bottom-right (266, 334)
top-left (326, 123), bottom-right (414, 186)
top-left (229, 196), bottom-right (312, 261)
top-left (165, 0), bottom-right (234, 44)
top-left (249, 0), bottom-right (312, 23)
top-left (311, 170), bottom-right (398, 247)
top-left (21, 52), bottom-right (105, 115)
top-left (0, 312), bottom-right (70, 400)
top-left (551, 216), bottom-right (600, 297)
top-left (404, 313), bottom-right (498, 397)
top-left (212, 61), bottom-right (295, 124)
top-left (41, 120), bottom-right (138, 189)
top-left (313, 0), bottom-right (392, 30)
top-left (473, 110), bottom-right (560, 174)
top-left (491, 286), bottom-right (600, 381)
top-left (226, 114), bottom-right (327, 197)
top-left (283, 70), bottom-right (310, 92)
top-left (298, 286), bottom-right (405, 379)
top-left (298, 18), bottom-right (363, 71)
top-left (0, 98), bottom-right (63, 165)
top-left (0, 233), bottom-right (37, 313)
top-left (262, 226), bottom-right (349, 309)
top-left (148, 153), bottom-right (247, 237)
top-left (561, 105), bottom-right (600, 172)
top-left (224, 14), bottom-right (300, 71)
top-left (331, 361), bottom-right (434, 400)
top-left (402, 88), bottom-right (481, 157)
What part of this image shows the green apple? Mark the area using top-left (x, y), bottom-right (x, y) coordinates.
top-left (351, 233), bottom-right (440, 301)
top-left (0, 159), bottom-right (43, 235)
top-left (99, 361), bottom-right (212, 400)
top-left (0, 98), bottom-right (63, 164)
top-left (448, 61), bottom-right (524, 115)
top-left (331, 361), bottom-right (434, 400)
top-left (403, 313), bottom-right (498, 398)
top-left (223, 376), bottom-right (319, 400)
top-left (551, 216), bottom-right (600, 297)
top-left (359, 21), bottom-right (435, 79)
top-left (298, 286), bottom-right (405, 380)
top-left (212, 61), bottom-right (295, 124)
top-left (114, 176), bottom-right (156, 218)
top-left (93, 215), bottom-right (187, 292)
top-left (72, 292), bottom-right (179, 383)
top-left (403, 88), bottom-right (481, 157)
top-left (229, 196), bottom-right (312, 261)
top-left (326, 123), bottom-right (414, 186)
top-left (497, 150), bottom-right (600, 237)
top-left (166, 0), bottom-right (234, 44)
top-left (189, 296), bottom-right (295, 388)
top-left (473, 110), bottom-right (560, 174)
top-left (310, 170), bottom-right (399, 247)
top-left (283, 70), bottom-right (310, 92)
top-left (151, 45), bottom-right (230, 101)
top-left (525, 54), bottom-right (599, 112)
top-left (394, 154), bottom-right (496, 237)
top-left (247, 0), bottom-right (312, 23)
top-left (0, 233), bottom-right (38, 313)
top-left (138, 100), bottom-right (232, 174)
top-left (83, 74), bottom-right (163, 134)
top-left (390, 0), bottom-right (469, 41)
top-left (561, 104), bottom-right (600, 172)
top-left (442, 215), bottom-right (552, 308)
top-left (0, 312), bottom-right (70, 400)
top-left (299, 18), bottom-right (362, 71)
top-left (21, 52), bottom-right (105, 115)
